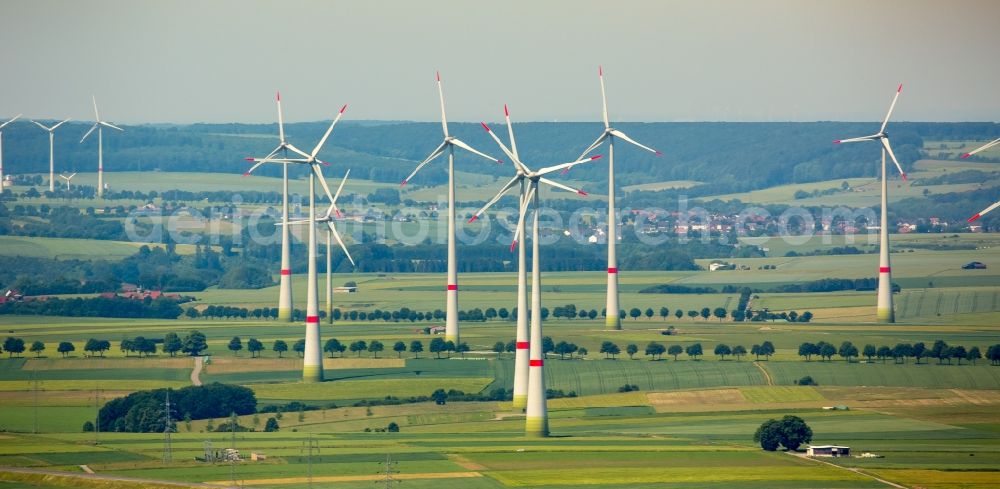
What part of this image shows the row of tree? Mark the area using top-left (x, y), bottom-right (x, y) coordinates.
top-left (799, 340), bottom-right (996, 365)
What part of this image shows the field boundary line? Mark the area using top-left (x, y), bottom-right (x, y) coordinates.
top-left (787, 453), bottom-right (906, 488)
top-left (208, 471), bottom-right (482, 485)
top-left (752, 361), bottom-right (774, 386)
top-left (0, 466), bottom-right (228, 488)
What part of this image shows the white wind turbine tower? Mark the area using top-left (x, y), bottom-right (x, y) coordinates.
top-left (59, 172), bottom-right (77, 190)
top-left (80, 96), bottom-right (123, 198)
top-left (246, 105), bottom-right (348, 382)
top-left (281, 170), bottom-right (356, 324)
top-left (577, 67), bottom-right (662, 330)
top-left (471, 107), bottom-right (601, 436)
top-left (834, 84), bottom-right (907, 323)
top-left (961, 138), bottom-right (1000, 223)
top-left (31, 118), bottom-right (72, 192)
top-left (401, 72), bottom-right (502, 344)
top-left (244, 92), bottom-right (302, 322)
top-left (0, 114), bottom-right (22, 191)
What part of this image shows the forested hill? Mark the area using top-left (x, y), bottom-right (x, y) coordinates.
top-left (2, 119), bottom-right (998, 192)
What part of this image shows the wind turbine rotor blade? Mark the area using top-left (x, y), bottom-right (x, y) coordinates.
top-left (331, 170), bottom-right (350, 217)
top-left (51, 118), bottom-right (72, 131)
top-left (450, 137), bottom-right (501, 163)
top-left (480, 122), bottom-right (518, 167)
top-left (961, 137), bottom-right (1000, 159)
top-left (608, 129), bottom-right (660, 155)
top-left (436, 71), bottom-right (449, 137)
top-left (402, 141), bottom-right (447, 185)
top-left (510, 185), bottom-right (535, 251)
top-left (276, 219), bottom-right (311, 226)
top-left (80, 123), bottom-right (98, 143)
top-left (313, 164), bottom-right (337, 205)
top-left (833, 135), bottom-right (878, 144)
top-left (880, 138), bottom-right (907, 181)
top-left (576, 132), bottom-right (609, 161)
top-left (276, 91), bottom-right (286, 143)
top-left (468, 175), bottom-right (521, 223)
top-left (538, 155), bottom-right (603, 177)
top-left (311, 106), bottom-right (346, 158)
top-left (0, 114), bottom-right (22, 128)
top-left (539, 176), bottom-right (588, 196)
top-left (30, 120), bottom-right (50, 131)
top-left (327, 222), bottom-right (355, 267)
top-left (100, 122), bottom-right (124, 132)
top-left (92, 96), bottom-right (100, 121)
top-left (242, 160), bottom-right (267, 176)
top-left (598, 66), bottom-right (610, 129)
top-left (503, 104), bottom-right (520, 160)
top-left (880, 84), bottom-right (903, 134)
top-left (285, 142), bottom-right (312, 159)
top-left (968, 200), bottom-right (1000, 222)
top-left (69, 173), bottom-right (76, 178)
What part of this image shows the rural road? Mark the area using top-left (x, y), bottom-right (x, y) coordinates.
top-left (788, 453), bottom-right (907, 488)
top-left (752, 361), bottom-right (774, 386)
top-left (191, 356), bottom-right (204, 386)
top-left (0, 466), bottom-right (232, 488)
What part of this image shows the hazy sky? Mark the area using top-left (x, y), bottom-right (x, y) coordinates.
top-left (2, 0), bottom-right (999, 124)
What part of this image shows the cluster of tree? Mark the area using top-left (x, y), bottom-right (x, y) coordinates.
top-left (98, 383), bottom-right (256, 433)
top-left (800, 340), bottom-right (994, 365)
top-left (771, 277), bottom-right (887, 294)
top-left (0, 296), bottom-right (185, 319)
top-left (754, 415), bottom-right (813, 451)
top-left (784, 246), bottom-right (868, 257)
top-left (638, 284), bottom-right (721, 294)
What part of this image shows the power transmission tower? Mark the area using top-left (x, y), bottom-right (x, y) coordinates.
top-left (204, 440), bottom-right (214, 463)
top-left (163, 390), bottom-right (173, 463)
top-left (302, 436), bottom-right (320, 489)
top-left (377, 453), bottom-right (400, 488)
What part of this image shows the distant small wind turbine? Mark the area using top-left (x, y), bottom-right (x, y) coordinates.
top-left (58, 172), bottom-right (77, 190)
top-left (31, 118), bottom-right (72, 192)
top-left (281, 169), bottom-right (355, 324)
top-left (473, 106), bottom-right (601, 437)
top-left (0, 114), bottom-right (22, 191)
top-left (80, 96), bottom-right (123, 198)
top-left (834, 84), bottom-right (906, 323)
top-left (576, 67), bottom-right (662, 331)
top-left (246, 104), bottom-right (348, 383)
top-left (401, 71), bottom-right (502, 345)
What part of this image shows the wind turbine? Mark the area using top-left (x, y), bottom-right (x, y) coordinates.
top-left (244, 92), bottom-right (307, 322)
top-left (80, 96), bottom-right (123, 198)
top-left (960, 138), bottom-right (1000, 223)
top-left (246, 104), bottom-right (347, 382)
top-left (31, 118), bottom-right (72, 192)
top-left (576, 67), bottom-right (662, 330)
top-left (0, 114), bottom-right (21, 191)
top-left (401, 72), bottom-right (502, 344)
top-left (281, 170), bottom-right (356, 324)
top-left (834, 84), bottom-right (907, 323)
top-left (472, 106), bottom-right (601, 436)
top-left (59, 172), bottom-right (77, 190)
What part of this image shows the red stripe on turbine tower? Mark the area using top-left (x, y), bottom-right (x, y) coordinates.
top-left (280, 269), bottom-right (291, 276)
top-left (879, 267), bottom-right (891, 273)
top-left (608, 267), bottom-right (618, 274)
top-left (529, 360), bottom-right (543, 367)
top-left (516, 342), bottom-right (529, 349)
top-left (447, 284), bottom-right (457, 291)
top-left (306, 315), bottom-right (320, 323)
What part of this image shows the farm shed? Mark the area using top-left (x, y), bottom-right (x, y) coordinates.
top-left (807, 445), bottom-right (850, 457)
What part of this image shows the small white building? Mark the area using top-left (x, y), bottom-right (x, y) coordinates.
top-left (807, 445), bottom-right (850, 457)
